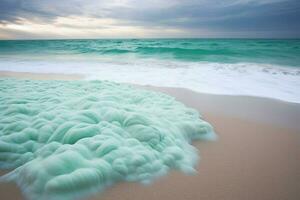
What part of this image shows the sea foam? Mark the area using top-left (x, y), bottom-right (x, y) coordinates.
top-left (0, 78), bottom-right (215, 200)
top-left (1, 58), bottom-right (300, 103)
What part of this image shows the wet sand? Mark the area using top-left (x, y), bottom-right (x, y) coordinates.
top-left (0, 71), bottom-right (299, 200)
top-left (0, 70), bottom-right (83, 80)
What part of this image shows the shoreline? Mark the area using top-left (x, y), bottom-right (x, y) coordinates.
top-left (1, 70), bottom-right (299, 131)
top-left (0, 70), bottom-right (299, 105)
top-left (0, 71), bottom-right (299, 200)
top-left (0, 70), bottom-right (84, 80)
top-left (138, 85), bottom-right (300, 131)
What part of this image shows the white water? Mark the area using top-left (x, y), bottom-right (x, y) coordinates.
top-left (0, 58), bottom-right (300, 103)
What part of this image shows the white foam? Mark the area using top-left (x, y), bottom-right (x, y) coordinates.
top-left (0, 58), bottom-right (300, 103)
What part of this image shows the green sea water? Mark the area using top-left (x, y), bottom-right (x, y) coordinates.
top-left (0, 39), bottom-right (300, 66)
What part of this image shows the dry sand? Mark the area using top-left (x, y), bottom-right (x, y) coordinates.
top-left (0, 71), bottom-right (299, 200)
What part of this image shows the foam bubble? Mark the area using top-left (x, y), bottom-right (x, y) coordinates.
top-left (0, 58), bottom-right (299, 103)
top-left (0, 78), bottom-right (216, 200)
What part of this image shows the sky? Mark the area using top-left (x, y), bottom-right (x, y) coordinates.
top-left (0, 0), bottom-right (299, 39)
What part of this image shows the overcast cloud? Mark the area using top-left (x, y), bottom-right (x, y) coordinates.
top-left (0, 0), bottom-right (299, 39)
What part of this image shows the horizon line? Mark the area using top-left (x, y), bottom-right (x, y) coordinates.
top-left (1, 37), bottom-right (300, 41)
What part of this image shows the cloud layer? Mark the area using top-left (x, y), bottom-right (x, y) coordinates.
top-left (0, 0), bottom-right (299, 39)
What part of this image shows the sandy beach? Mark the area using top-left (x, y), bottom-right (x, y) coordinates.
top-left (0, 71), bottom-right (299, 200)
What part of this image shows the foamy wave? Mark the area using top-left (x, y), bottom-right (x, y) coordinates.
top-left (0, 58), bottom-right (300, 103)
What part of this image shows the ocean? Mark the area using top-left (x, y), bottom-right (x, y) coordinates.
top-left (0, 39), bottom-right (300, 102)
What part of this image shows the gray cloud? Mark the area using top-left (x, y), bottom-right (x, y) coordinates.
top-left (0, 0), bottom-right (299, 38)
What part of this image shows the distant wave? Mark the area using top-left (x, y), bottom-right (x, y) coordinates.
top-left (74, 46), bottom-right (238, 60)
top-left (102, 49), bottom-right (133, 54)
top-left (135, 46), bottom-right (238, 60)
top-left (76, 48), bottom-right (133, 54)
top-left (0, 39), bottom-right (299, 65)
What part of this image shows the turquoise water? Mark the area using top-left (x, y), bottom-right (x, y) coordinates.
top-left (0, 78), bottom-right (215, 200)
top-left (0, 39), bottom-right (300, 102)
top-left (0, 39), bottom-right (300, 66)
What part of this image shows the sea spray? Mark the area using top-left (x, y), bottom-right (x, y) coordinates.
top-left (0, 78), bottom-right (216, 200)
